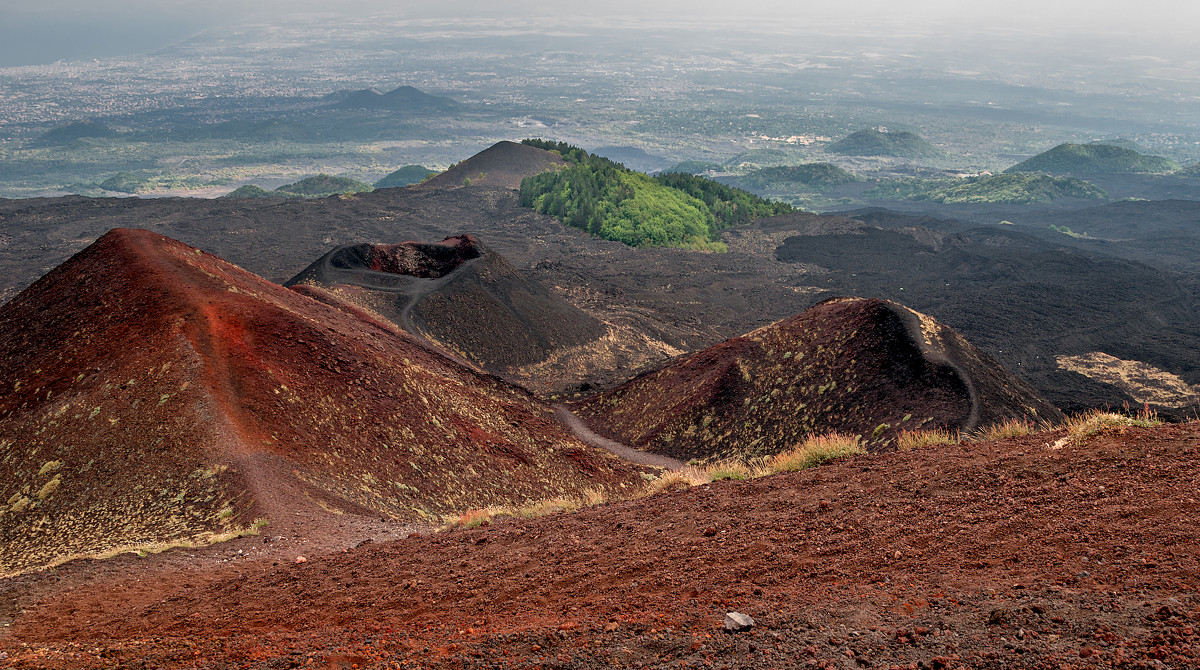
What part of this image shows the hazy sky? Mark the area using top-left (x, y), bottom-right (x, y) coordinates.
top-left (2, 0), bottom-right (1198, 66)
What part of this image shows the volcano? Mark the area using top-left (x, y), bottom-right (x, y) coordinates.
top-left (0, 229), bottom-right (645, 576)
top-left (574, 297), bottom-right (1062, 461)
top-left (286, 234), bottom-right (607, 377)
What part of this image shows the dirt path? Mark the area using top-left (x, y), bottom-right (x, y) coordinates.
top-left (554, 404), bottom-right (685, 470)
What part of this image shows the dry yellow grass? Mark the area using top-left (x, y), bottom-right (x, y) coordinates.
top-left (1052, 408), bottom-right (1162, 449)
top-left (764, 432), bottom-right (864, 473)
top-left (897, 427), bottom-right (960, 452)
top-left (967, 417), bottom-right (1037, 442)
top-left (644, 467), bottom-right (712, 494)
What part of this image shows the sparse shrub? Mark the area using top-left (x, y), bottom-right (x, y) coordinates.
top-left (765, 432), bottom-right (864, 473)
top-left (967, 417), bottom-right (1036, 442)
top-left (515, 497), bottom-right (579, 519)
top-left (897, 428), bottom-right (960, 452)
top-left (645, 467), bottom-right (711, 494)
top-left (454, 507), bottom-right (501, 528)
top-left (705, 459), bottom-right (756, 481)
top-left (1054, 408), bottom-right (1162, 449)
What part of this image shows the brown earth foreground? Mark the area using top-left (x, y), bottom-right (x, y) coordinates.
top-left (2, 422), bottom-right (1199, 668)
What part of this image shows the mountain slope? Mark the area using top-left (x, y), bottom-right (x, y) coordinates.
top-left (575, 297), bottom-right (1060, 461)
top-left (285, 234), bottom-right (607, 375)
top-left (420, 141), bottom-right (566, 189)
top-left (827, 129), bottom-right (942, 159)
top-left (8, 421), bottom-right (1198, 669)
top-left (0, 229), bottom-right (644, 576)
top-left (1006, 143), bottom-right (1180, 174)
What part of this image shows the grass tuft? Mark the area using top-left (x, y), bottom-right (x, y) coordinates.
top-left (967, 417), bottom-right (1037, 442)
top-left (765, 432), bottom-right (864, 473)
top-left (1054, 407), bottom-right (1162, 449)
top-left (897, 427), bottom-right (960, 452)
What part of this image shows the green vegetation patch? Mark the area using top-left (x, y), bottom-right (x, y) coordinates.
top-left (99, 171), bottom-right (152, 193)
top-left (1005, 143), bottom-right (1180, 175)
top-left (374, 165), bottom-right (436, 188)
top-left (223, 184), bottom-right (280, 199)
top-left (737, 163), bottom-right (860, 192)
top-left (866, 173), bottom-right (1107, 205)
top-left (827, 128), bottom-right (942, 159)
top-left (519, 140), bottom-right (791, 251)
top-left (664, 160), bottom-right (723, 175)
top-left (273, 174), bottom-right (373, 198)
top-left (917, 173), bottom-right (1107, 204)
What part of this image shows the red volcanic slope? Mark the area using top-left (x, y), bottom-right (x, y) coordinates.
top-left (576, 297), bottom-right (1062, 461)
top-left (0, 229), bottom-right (645, 576)
top-left (419, 140), bottom-right (566, 189)
top-left (4, 423), bottom-right (1199, 668)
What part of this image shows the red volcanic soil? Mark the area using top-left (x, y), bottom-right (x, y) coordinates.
top-left (3, 423), bottom-right (1198, 668)
top-left (419, 141), bottom-right (566, 189)
top-left (0, 229), bottom-right (646, 576)
top-left (575, 297), bottom-right (1061, 461)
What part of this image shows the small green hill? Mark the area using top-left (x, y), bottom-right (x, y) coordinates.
top-left (35, 119), bottom-right (116, 146)
top-left (274, 175), bottom-right (373, 198)
top-left (519, 140), bottom-right (791, 251)
top-left (664, 160), bottom-right (723, 175)
top-left (827, 129), bottom-right (942, 159)
top-left (223, 185), bottom-right (282, 199)
top-left (725, 148), bottom-right (793, 167)
top-left (737, 163), bottom-right (860, 192)
top-left (917, 173), bottom-right (1108, 205)
top-left (1006, 143), bottom-right (1180, 175)
top-left (374, 165), bottom-right (436, 189)
top-left (99, 172), bottom-right (150, 194)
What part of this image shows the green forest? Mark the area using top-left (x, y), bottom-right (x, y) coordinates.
top-left (519, 140), bottom-right (791, 251)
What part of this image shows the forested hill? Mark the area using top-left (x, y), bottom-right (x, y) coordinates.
top-left (518, 139), bottom-right (792, 251)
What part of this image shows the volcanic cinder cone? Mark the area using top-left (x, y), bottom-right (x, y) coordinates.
top-left (575, 297), bottom-right (1062, 461)
top-left (0, 229), bottom-right (644, 576)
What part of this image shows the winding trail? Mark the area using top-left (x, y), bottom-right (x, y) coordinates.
top-left (553, 404), bottom-right (685, 471)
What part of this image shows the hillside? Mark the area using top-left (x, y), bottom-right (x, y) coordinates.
top-left (274, 174), bottom-right (372, 197)
top-left (286, 235), bottom-right (608, 376)
top-left (1006, 143), bottom-right (1180, 174)
top-left (733, 163), bottom-right (859, 192)
top-left (0, 229), bottom-right (646, 576)
top-left (917, 173), bottom-right (1108, 204)
top-left (373, 165), bottom-right (435, 188)
top-left (519, 140), bottom-right (791, 251)
top-left (575, 298), bottom-right (1060, 461)
top-left (332, 85), bottom-right (457, 112)
top-left (5, 421), bottom-right (1198, 668)
top-left (419, 140), bottom-right (567, 189)
top-left (33, 119), bottom-right (115, 146)
top-left (827, 128), bottom-right (942, 159)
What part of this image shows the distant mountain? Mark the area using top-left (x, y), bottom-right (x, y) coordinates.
top-left (1005, 143), bottom-right (1180, 175)
top-left (332, 85), bottom-right (458, 112)
top-left (735, 163), bottom-right (860, 192)
top-left (274, 174), bottom-right (372, 198)
top-left (223, 185), bottom-right (279, 199)
top-left (827, 129), bottom-right (942, 159)
top-left (664, 160), bottom-right (723, 175)
top-left (0, 229), bottom-right (644, 576)
top-left (34, 119), bottom-right (116, 146)
top-left (98, 172), bottom-right (150, 194)
top-left (917, 173), bottom-right (1108, 205)
top-left (374, 165), bottom-right (436, 189)
top-left (575, 297), bottom-right (1060, 461)
top-left (420, 141), bottom-right (566, 189)
top-left (590, 146), bottom-right (672, 172)
top-left (286, 234), bottom-right (607, 373)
